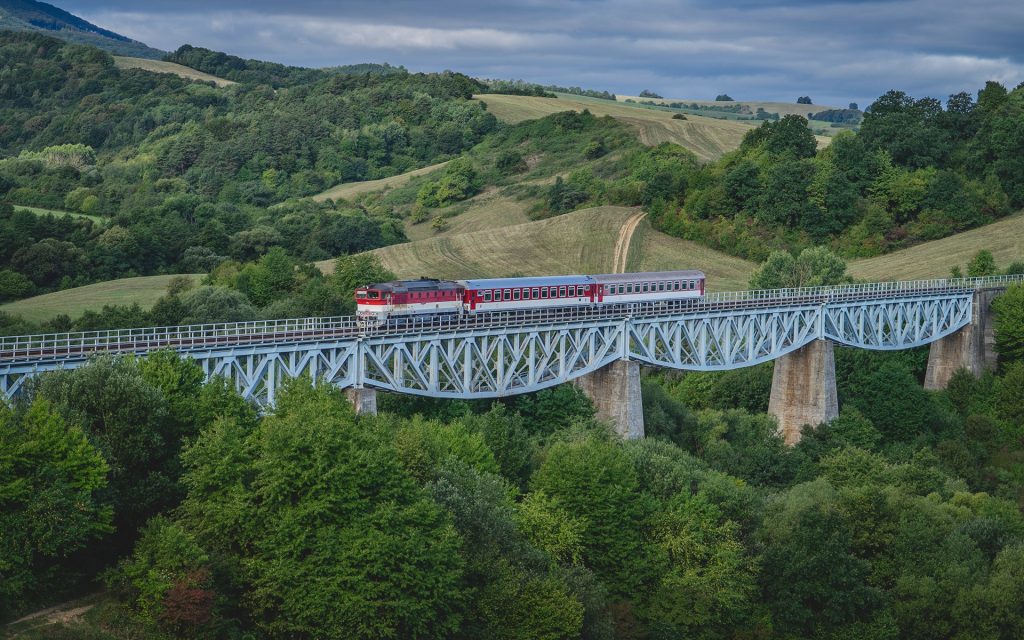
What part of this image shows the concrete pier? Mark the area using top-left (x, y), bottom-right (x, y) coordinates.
top-left (345, 387), bottom-right (378, 415)
top-left (924, 290), bottom-right (998, 389)
top-left (768, 339), bottom-right (838, 445)
top-left (574, 360), bottom-right (645, 439)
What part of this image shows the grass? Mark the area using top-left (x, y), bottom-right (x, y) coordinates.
top-left (403, 191), bottom-right (532, 242)
top-left (320, 206), bottom-right (757, 291)
top-left (0, 274), bottom-right (201, 324)
top-left (476, 93), bottom-right (830, 161)
top-left (13, 205), bottom-right (105, 224)
top-left (113, 56), bottom-right (235, 87)
top-left (616, 95), bottom-right (840, 119)
top-left (848, 213), bottom-right (1024, 281)
top-left (311, 161), bottom-right (450, 202)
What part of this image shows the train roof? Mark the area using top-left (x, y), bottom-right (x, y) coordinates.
top-left (460, 275), bottom-right (594, 289)
top-left (590, 270), bottom-right (705, 283)
top-left (363, 278), bottom-right (462, 293)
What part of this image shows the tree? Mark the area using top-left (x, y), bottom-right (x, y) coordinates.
top-left (181, 382), bottom-right (468, 639)
top-left (797, 96), bottom-right (813, 105)
top-left (967, 249), bottom-right (998, 277)
top-left (0, 399), bottom-right (112, 618)
top-left (0, 269), bottom-right (33, 302)
top-left (849, 102), bottom-right (859, 110)
top-left (644, 494), bottom-right (757, 638)
top-left (993, 283), bottom-right (1024, 365)
top-left (748, 247), bottom-right (849, 289)
top-left (715, 94), bottom-right (734, 102)
top-left (639, 90), bottom-right (663, 99)
top-left (531, 435), bottom-right (652, 596)
top-left (758, 479), bottom-right (881, 637)
top-left (331, 253), bottom-right (395, 314)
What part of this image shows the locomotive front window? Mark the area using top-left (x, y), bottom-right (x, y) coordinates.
top-left (368, 291), bottom-right (380, 299)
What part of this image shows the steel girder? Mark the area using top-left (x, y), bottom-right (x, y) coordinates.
top-left (0, 293), bottom-right (975, 405)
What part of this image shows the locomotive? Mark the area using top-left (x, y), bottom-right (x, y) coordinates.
top-left (355, 270), bottom-right (706, 322)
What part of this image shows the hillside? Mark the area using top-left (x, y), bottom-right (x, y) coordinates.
top-left (0, 274), bottom-right (200, 323)
top-left (313, 161), bottom-right (450, 203)
top-left (112, 56), bottom-right (235, 87)
top-left (617, 95), bottom-right (842, 118)
top-left (319, 206), bottom-right (756, 291)
top-left (0, 0), bottom-right (163, 58)
top-left (848, 212), bottom-right (1024, 281)
top-left (476, 93), bottom-right (830, 161)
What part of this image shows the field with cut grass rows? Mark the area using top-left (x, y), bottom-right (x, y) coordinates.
top-left (113, 56), bottom-right (235, 87)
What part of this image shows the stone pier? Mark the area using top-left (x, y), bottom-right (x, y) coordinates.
top-left (574, 360), bottom-right (645, 439)
top-left (768, 339), bottom-right (838, 445)
top-left (924, 290), bottom-right (998, 389)
top-left (345, 387), bottom-right (378, 415)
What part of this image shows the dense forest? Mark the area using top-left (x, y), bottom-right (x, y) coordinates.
top-left (0, 31), bottom-right (493, 300)
top-left (5, 281), bottom-right (1024, 639)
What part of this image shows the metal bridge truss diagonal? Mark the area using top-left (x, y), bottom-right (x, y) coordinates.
top-left (628, 306), bottom-right (822, 371)
top-left (823, 295), bottom-right (973, 349)
top-left (360, 322), bottom-right (625, 398)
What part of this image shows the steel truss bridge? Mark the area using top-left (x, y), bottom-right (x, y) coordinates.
top-left (2, 275), bottom-right (1021, 406)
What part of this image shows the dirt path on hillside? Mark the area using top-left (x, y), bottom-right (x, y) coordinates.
top-left (613, 211), bottom-right (647, 273)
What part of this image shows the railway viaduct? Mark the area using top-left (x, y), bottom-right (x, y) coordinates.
top-left (1, 276), bottom-right (1019, 445)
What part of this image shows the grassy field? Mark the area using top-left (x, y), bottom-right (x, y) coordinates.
top-left (848, 213), bottom-right (1024, 281)
top-left (616, 95), bottom-right (840, 119)
top-left (403, 192), bottom-right (533, 242)
top-left (113, 56), bottom-right (235, 87)
top-left (320, 206), bottom-right (757, 291)
top-left (13, 205), bottom-right (105, 224)
top-left (476, 93), bottom-right (829, 161)
top-left (0, 274), bottom-right (201, 324)
top-left (312, 161), bottom-right (451, 202)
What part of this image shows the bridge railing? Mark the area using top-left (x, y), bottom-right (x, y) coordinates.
top-left (2, 274), bottom-right (1021, 363)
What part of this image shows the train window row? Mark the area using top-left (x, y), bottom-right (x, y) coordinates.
top-left (480, 285), bottom-right (588, 303)
top-left (606, 280), bottom-right (698, 295)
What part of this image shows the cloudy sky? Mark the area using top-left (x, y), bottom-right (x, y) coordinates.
top-left (61, 0), bottom-right (1024, 108)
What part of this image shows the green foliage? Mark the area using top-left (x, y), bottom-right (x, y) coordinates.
top-left (645, 494), bottom-right (758, 638)
top-left (416, 157), bottom-right (480, 208)
top-left (968, 249), bottom-right (998, 276)
top-left (114, 516), bottom-right (210, 624)
top-left (0, 399), bottom-right (112, 618)
top-left (531, 435), bottom-right (651, 596)
top-left (993, 283), bottom-right (1024, 365)
top-left (748, 246), bottom-right (849, 289)
top-left (182, 382), bottom-right (468, 639)
top-left (0, 31), bottom-right (491, 298)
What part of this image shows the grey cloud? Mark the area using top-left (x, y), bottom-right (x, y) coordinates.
top-left (60, 0), bottom-right (1024, 107)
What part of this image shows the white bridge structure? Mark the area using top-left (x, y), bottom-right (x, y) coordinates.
top-left (2, 275), bottom-right (1020, 443)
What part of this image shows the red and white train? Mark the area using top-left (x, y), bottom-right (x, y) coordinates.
top-left (355, 270), bottom-right (706, 322)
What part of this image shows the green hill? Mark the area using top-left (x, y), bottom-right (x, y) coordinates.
top-left (0, 0), bottom-right (164, 58)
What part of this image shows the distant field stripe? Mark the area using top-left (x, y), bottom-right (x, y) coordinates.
top-left (311, 161), bottom-right (450, 202)
top-left (0, 274), bottom-right (202, 324)
top-left (13, 205), bottom-right (105, 224)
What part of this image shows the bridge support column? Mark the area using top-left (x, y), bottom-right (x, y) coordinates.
top-left (345, 387), bottom-right (378, 416)
top-left (924, 290), bottom-right (998, 389)
top-left (574, 360), bottom-right (644, 439)
top-left (768, 339), bottom-right (838, 446)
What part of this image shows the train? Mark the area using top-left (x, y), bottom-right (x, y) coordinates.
top-left (355, 270), bottom-right (706, 322)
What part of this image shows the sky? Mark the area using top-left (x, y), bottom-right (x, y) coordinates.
top-left (60, 0), bottom-right (1024, 108)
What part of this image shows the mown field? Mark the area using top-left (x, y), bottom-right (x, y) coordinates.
top-left (13, 205), bottom-right (105, 224)
top-left (848, 213), bottom-right (1024, 281)
top-left (317, 206), bottom-right (757, 291)
top-left (477, 93), bottom-right (830, 160)
top-left (0, 274), bottom-right (201, 324)
top-left (312, 161), bottom-right (450, 202)
top-left (616, 95), bottom-right (840, 118)
top-left (112, 56), bottom-right (235, 87)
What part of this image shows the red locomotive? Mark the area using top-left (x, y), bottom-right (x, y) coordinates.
top-left (355, 270), bottom-right (705, 322)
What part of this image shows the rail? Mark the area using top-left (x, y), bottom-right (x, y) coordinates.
top-left (2, 275), bottom-right (1021, 364)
